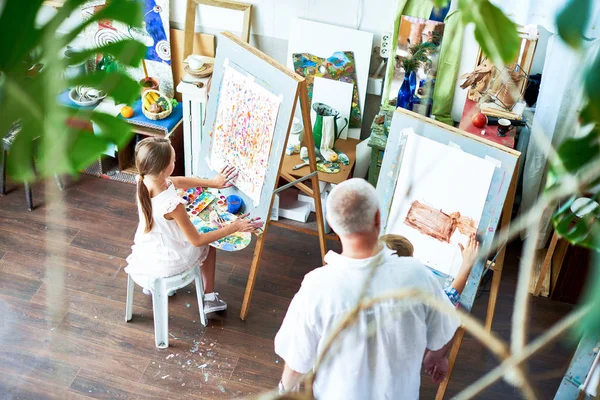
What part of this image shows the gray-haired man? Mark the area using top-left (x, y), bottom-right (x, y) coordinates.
top-left (274, 178), bottom-right (459, 399)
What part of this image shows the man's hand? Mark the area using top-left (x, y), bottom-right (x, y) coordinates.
top-left (423, 351), bottom-right (449, 384)
top-left (211, 166), bottom-right (238, 189)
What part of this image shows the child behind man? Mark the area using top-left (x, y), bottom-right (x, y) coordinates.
top-left (380, 233), bottom-right (479, 306)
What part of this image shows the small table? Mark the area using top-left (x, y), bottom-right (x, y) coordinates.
top-left (458, 99), bottom-right (517, 149)
top-left (280, 138), bottom-right (360, 184)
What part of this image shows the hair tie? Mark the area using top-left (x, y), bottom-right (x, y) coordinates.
top-left (139, 174), bottom-right (144, 181)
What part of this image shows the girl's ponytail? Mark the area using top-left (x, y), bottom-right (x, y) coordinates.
top-left (134, 137), bottom-right (172, 233)
top-left (137, 174), bottom-right (154, 233)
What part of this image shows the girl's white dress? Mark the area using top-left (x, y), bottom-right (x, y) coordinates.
top-left (125, 180), bottom-right (209, 287)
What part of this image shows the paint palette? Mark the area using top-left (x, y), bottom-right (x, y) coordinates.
top-left (190, 213), bottom-right (251, 252)
top-left (178, 187), bottom-right (216, 215)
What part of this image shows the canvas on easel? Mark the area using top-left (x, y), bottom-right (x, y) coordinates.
top-left (376, 108), bottom-right (520, 399)
top-left (197, 32), bottom-right (327, 320)
top-left (385, 129), bottom-right (496, 279)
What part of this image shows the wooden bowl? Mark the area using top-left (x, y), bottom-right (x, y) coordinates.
top-left (141, 89), bottom-right (172, 121)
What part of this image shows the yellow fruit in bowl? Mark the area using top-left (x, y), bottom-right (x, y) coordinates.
top-left (120, 106), bottom-right (134, 118)
top-left (329, 153), bottom-right (338, 162)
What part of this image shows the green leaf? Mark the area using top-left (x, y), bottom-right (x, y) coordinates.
top-left (584, 52), bottom-right (600, 120)
top-left (552, 196), bottom-right (600, 250)
top-left (65, 108), bottom-right (135, 148)
top-left (433, 0), bottom-right (450, 8)
top-left (66, 130), bottom-right (112, 172)
top-left (580, 102), bottom-right (600, 126)
top-left (461, 0), bottom-right (521, 65)
top-left (67, 40), bottom-right (147, 68)
top-left (581, 233), bottom-right (600, 335)
top-left (0, 0), bottom-right (44, 70)
top-left (556, 132), bottom-right (600, 174)
top-left (68, 71), bottom-right (141, 105)
top-left (62, 1), bottom-right (144, 47)
top-left (556, 0), bottom-right (591, 49)
top-left (5, 118), bottom-right (41, 181)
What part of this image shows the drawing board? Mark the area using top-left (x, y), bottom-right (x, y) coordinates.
top-left (386, 129), bottom-right (496, 278)
top-left (376, 108), bottom-right (519, 311)
top-left (197, 32), bottom-right (302, 224)
top-left (311, 77), bottom-right (353, 140)
top-left (287, 18), bottom-right (373, 140)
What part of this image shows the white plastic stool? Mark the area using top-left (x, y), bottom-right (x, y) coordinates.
top-left (125, 265), bottom-right (207, 348)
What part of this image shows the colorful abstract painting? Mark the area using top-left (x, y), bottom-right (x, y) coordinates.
top-left (293, 51), bottom-right (361, 128)
top-left (210, 65), bottom-right (282, 206)
top-left (385, 129), bottom-right (496, 278)
top-left (81, 0), bottom-right (175, 97)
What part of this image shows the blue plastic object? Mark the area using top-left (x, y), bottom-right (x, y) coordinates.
top-left (226, 195), bottom-right (243, 214)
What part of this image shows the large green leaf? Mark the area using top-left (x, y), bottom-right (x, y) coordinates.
top-left (578, 230), bottom-right (600, 335)
top-left (584, 52), bottom-right (600, 122)
top-left (0, 0), bottom-right (44, 70)
top-left (67, 40), bottom-right (146, 68)
top-left (556, 0), bottom-right (591, 49)
top-left (460, 0), bottom-right (520, 65)
top-left (553, 196), bottom-right (600, 250)
top-left (433, 0), bottom-right (450, 8)
top-left (68, 71), bottom-right (141, 105)
top-left (64, 107), bottom-right (135, 148)
top-left (66, 130), bottom-right (112, 172)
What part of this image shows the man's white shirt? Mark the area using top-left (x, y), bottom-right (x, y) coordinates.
top-left (274, 247), bottom-right (460, 400)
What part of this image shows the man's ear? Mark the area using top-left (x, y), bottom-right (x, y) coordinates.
top-left (374, 210), bottom-right (381, 231)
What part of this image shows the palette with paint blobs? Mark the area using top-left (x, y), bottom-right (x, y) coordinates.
top-left (190, 213), bottom-right (251, 252)
top-left (178, 187), bottom-right (216, 215)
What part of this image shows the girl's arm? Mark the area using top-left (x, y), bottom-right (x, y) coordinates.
top-left (171, 166), bottom-right (238, 190)
top-left (168, 204), bottom-right (262, 247)
top-left (452, 234), bottom-right (480, 294)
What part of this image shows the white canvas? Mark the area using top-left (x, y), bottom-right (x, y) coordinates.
top-left (385, 129), bottom-right (496, 278)
top-left (311, 77), bottom-right (353, 140)
top-left (287, 18), bottom-right (373, 140)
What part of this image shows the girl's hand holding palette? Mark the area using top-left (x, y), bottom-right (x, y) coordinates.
top-left (177, 187), bottom-right (251, 252)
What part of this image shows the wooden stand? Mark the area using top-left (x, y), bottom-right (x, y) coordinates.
top-left (191, 30), bottom-right (327, 321)
top-left (435, 164), bottom-right (519, 399)
top-left (240, 75), bottom-right (327, 320)
top-left (183, 0), bottom-right (252, 62)
top-left (373, 108), bottom-right (520, 400)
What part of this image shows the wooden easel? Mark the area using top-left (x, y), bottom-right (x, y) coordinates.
top-left (436, 161), bottom-right (519, 400)
top-left (193, 31), bottom-right (327, 321)
top-left (374, 109), bottom-right (520, 399)
top-left (237, 50), bottom-right (328, 321)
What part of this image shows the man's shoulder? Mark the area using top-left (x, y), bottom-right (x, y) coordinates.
top-left (380, 255), bottom-right (440, 288)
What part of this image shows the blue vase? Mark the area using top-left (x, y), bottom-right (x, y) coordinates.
top-left (409, 71), bottom-right (417, 95)
top-left (396, 74), bottom-right (412, 110)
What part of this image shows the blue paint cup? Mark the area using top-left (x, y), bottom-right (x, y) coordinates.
top-left (226, 195), bottom-right (243, 214)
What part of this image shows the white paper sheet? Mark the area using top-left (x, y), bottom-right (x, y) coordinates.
top-left (287, 18), bottom-right (373, 140)
top-left (311, 77), bottom-right (353, 140)
top-left (385, 129), bottom-right (496, 278)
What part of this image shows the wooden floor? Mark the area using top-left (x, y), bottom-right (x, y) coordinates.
top-left (0, 175), bottom-right (578, 399)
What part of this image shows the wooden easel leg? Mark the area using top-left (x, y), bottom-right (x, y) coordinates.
top-left (435, 327), bottom-right (465, 400)
top-left (485, 158), bottom-right (520, 331)
top-left (298, 82), bottom-right (327, 262)
top-left (240, 228), bottom-right (268, 320)
top-left (485, 268), bottom-right (502, 331)
top-left (534, 231), bottom-right (559, 296)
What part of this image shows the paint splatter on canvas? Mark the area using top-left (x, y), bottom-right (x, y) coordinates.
top-left (385, 129), bottom-right (495, 278)
top-left (210, 65), bottom-right (281, 206)
top-left (81, 0), bottom-right (175, 97)
top-left (293, 51), bottom-right (361, 128)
